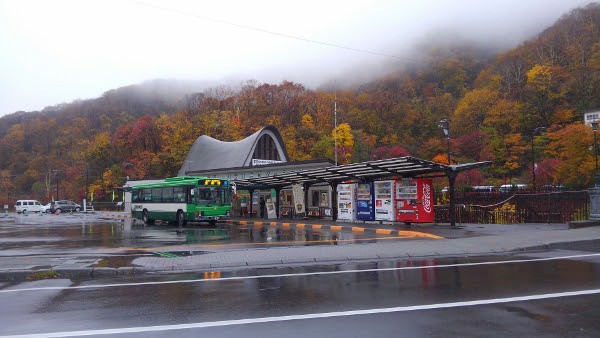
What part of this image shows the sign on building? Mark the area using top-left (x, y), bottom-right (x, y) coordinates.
top-left (252, 159), bottom-right (283, 166)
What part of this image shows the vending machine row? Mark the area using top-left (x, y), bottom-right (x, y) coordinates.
top-left (337, 178), bottom-right (434, 223)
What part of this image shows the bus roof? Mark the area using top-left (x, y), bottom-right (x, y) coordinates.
top-left (132, 176), bottom-right (229, 189)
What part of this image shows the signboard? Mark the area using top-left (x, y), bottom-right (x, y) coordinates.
top-left (252, 159), bottom-right (283, 166)
top-left (266, 201), bottom-right (277, 219)
top-left (585, 111), bottom-right (600, 126)
top-left (292, 184), bottom-right (305, 213)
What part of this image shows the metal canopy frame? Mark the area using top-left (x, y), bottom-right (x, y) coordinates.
top-left (232, 156), bottom-right (491, 189)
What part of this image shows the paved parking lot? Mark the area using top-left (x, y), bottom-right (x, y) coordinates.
top-left (2, 211), bottom-right (600, 281)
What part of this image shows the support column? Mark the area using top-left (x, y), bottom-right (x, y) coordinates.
top-left (275, 187), bottom-right (281, 218)
top-left (248, 189), bottom-right (254, 217)
top-left (303, 183), bottom-right (312, 219)
top-left (331, 182), bottom-right (338, 221)
top-left (447, 170), bottom-right (458, 227)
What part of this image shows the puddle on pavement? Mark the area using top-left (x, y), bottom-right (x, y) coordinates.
top-left (92, 256), bottom-right (140, 268)
top-left (4, 219), bottom-right (410, 255)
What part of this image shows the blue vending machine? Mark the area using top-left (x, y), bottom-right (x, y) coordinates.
top-left (356, 182), bottom-right (375, 221)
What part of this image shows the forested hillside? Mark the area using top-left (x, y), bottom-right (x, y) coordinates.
top-left (0, 3), bottom-right (599, 203)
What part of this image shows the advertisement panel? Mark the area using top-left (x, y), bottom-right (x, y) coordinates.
top-left (356, 182), bottom-right (374, 221)
top-left (337, 183), bottom-right (356, 221)
top-left (266, 200), bottom-right (277, 219)
top-left (374, 180), bottom-right (395, 221)
top-left (395, 178), bottom-right (434, 223)
top-left (292, 184), bottom-right (305, 214)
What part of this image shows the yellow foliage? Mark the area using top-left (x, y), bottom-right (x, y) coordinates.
top-left (527, 64), bottom-right (553, 92)
top-left (332, 123), bottom-right (354, 164)
top-left (453, 88), bottom-right (499, 134)
top-left (301, 114), bottom-right (315, 129)
top-left (483, 99), bottom-right (522, 135)
top-left (332, 123), bottom-right (354, 148)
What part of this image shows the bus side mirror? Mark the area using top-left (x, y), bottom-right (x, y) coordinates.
top-left (191, 190), bottom-right (195, 196)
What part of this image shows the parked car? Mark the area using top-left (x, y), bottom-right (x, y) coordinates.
top-left (40, 203), bottom-right (52, 213)
top-left (49, 200), bottom-right (82, 213)
top-left (14, 200), bottom-right (43, 214)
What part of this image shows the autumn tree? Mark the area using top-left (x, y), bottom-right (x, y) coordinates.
top-left (332, 123), bottom-right (354, 164)
top-left (545, 123), bottom-right (595, 188)
top-left (525, 64), bottom-right (567, 126)
top-left (452, 88), bottom-right (499, 135)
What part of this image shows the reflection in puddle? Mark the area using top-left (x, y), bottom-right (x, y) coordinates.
top-left (4, 219), bottom-right (406, 254)
top-left (182, 229), bottom-right (231, 244)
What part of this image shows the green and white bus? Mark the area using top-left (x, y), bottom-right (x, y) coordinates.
top-left (131, 176), bottom-right (232, 226)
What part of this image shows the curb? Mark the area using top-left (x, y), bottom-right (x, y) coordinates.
top-left (227, 220), bottom-right (443, 239)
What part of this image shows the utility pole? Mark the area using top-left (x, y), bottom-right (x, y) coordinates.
top-left (438, 119), bottom-right (451, 165)
top-left (85, 163), bottom-right (89, 202)
top-left (334, 89), bottom-right (338, 166)
top-left (51, 169), bottom-right (61, 201)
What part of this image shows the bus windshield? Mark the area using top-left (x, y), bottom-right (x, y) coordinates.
top-left (196, 186), bottom-right (230, 206)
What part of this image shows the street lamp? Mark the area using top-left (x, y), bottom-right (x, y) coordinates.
top-left (591, 121), bottom-right (600, 187)
top-left (438, 119), bottom-right (451, 165)
top-left (531, 127), bottom-right (546, 191)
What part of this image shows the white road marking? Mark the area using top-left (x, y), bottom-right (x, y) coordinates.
top-left (2, 252), bottom-right (600, 294)
top-left (3, 288), bottom-right (600, 337)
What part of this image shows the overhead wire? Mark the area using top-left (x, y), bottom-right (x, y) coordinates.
top-left (129, 0), bottom-right (422, 63)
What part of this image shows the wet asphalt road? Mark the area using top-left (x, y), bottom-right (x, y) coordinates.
top-left (2, 213), bottom-right (600, 337)
top-left (3, 253), bottom-right (600, 337)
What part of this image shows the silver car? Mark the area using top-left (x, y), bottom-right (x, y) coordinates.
top-left (49, 200), bottom-right (82, 213)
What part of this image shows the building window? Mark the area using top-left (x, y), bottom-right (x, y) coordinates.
top-left (253, 134), bottom-right (280, 161)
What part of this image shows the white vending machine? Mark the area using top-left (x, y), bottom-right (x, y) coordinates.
top-left (337, 183), bottom-right (357, 221)
top-left (374, 180), bottom-right (395, 221)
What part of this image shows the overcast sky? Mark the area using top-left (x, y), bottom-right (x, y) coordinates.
top-left (0, 0), bottom-right (593, 117)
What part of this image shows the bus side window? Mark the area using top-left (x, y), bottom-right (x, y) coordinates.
top-left (152, 188), bottom-right (162, 203)
top-left (162, 187), bottom-right (174, 203)
top-left (143, 188), bottom-right (152, 202)
top-left (173, 186), bottom-right (185, 203)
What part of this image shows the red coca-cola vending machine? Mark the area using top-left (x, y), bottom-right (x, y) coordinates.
top-left (395, 178), bottom-right (434, 223)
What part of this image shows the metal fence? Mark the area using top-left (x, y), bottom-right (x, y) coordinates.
top-left (435, 191), bottom-right (590, 224)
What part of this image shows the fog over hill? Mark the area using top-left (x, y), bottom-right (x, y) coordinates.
top-left (0, 0), bottom-right (592, 117)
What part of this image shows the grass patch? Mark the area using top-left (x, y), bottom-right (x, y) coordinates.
top-left (26, 270), bottom-right (60, 281)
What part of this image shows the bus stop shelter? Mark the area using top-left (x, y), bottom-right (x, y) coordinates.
top-left (232, 156), bottom-right (491, 226)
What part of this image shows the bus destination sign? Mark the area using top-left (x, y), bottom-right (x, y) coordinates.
top-left (203, 179), bottom-right (226, 186)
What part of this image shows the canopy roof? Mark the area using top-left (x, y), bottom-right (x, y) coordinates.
top-left (232, 156), bottom-right (491, 188)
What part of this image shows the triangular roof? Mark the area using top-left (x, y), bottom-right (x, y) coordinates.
top-left (178, 126), bottom-right (289, 175)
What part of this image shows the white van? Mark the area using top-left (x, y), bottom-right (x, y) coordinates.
top-left (14, 200), bottom-right (43, 214)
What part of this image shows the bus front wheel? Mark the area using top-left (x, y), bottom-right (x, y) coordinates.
top-left (142, 210), bottom-right (154, 224)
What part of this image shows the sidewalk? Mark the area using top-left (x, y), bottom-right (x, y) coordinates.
top-left (129, 221), bottom-right (600, 271)
top-left (2, 213), bottom-right (600, 281)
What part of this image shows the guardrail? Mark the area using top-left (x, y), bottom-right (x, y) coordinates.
top-left (435, 191), bottom-right (589, 224)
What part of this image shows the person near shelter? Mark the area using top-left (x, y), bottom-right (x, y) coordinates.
top-left (259, 197), bottom-right (266, 218)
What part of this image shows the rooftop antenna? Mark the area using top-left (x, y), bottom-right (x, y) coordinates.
top-left (334, 86), bottom-right (338, 166)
